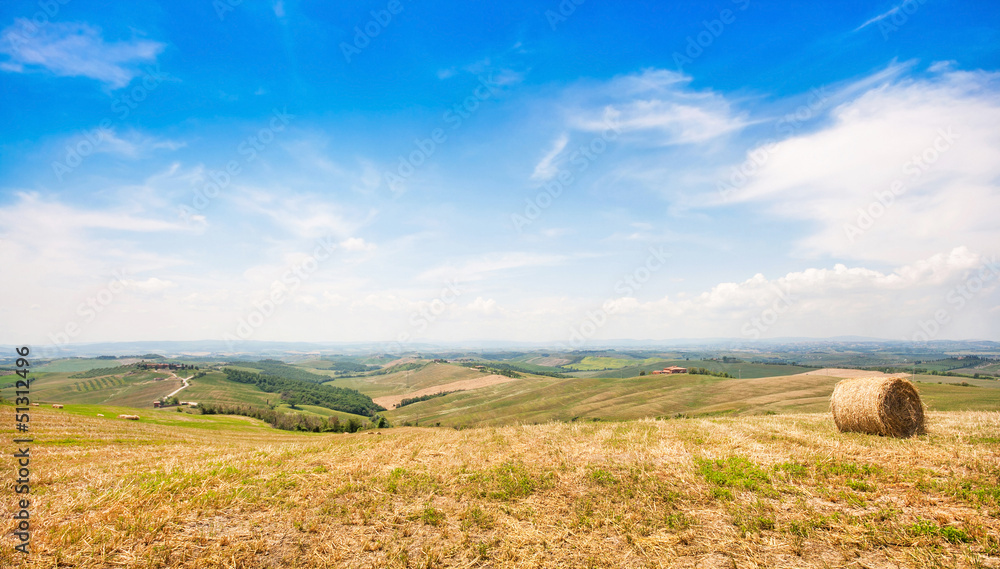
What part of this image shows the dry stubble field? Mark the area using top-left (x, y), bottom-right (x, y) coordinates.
top-left (2, 408), bottom-right (999, 568)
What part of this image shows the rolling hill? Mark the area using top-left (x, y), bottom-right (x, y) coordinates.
top-left (384, 370), bottom-right (1000, 428)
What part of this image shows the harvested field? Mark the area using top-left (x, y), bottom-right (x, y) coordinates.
top-left (797, 368), bottom-right (910, 379)
top-left (374, 374), bottom-right (522, 409)
top-left (2, 407), bottom-right (999, 568)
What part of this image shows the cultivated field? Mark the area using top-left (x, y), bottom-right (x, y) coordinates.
top-left (330, 362), bottom-right (499, 399)
top-left (1, 406), bottom-right (998, 568)
top-left (384, 371), bottom-right (1000, 428)
top-left (1, 369), bottom-right (180, 408)
top-left (374, 374), bottom-right (522, 410)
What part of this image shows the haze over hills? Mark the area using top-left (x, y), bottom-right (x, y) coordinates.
top-left (8, 337), bottom-right (1000, 360)
top-left (6, 341), bottom-right (999, 429)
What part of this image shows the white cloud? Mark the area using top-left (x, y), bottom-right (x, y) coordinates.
top-left (89, 130), bottom-right (186, 158)
top-left (229, 189), bottom-right (369, 240)
top-left (125, 277), bottom-right (177, 293)
top-left (530, 134), bottom-right (569, 181)
top-left (854, 6), bottom-right (901, 32)
top-left (569, 69), bottom-right (749, 146)
top-left (340, 237), bottom-right (376, 252)
top-left (722, 68), bottom-right (1000, 264)
top-left (593, 248), bottom-right (999, 341)
top-left (0, 20), bottom-right (164, 89)
top-left (466, 297), bottom-right (498, 315)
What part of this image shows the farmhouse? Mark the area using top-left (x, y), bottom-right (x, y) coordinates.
top-left (651, 366), bottom-right (688, 375)
top-left (153, 401), bottom-right (162, 408)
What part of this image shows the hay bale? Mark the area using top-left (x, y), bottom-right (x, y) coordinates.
top-left (52, 404), bottom-right (63, 409)
top-left (830, 376), bottom-right (925, 438)
top-left (117, 414), bottom-right (140, 420)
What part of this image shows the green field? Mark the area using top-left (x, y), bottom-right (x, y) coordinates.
top-left (34, 358), bottom-right (134, 373)
top-left (272, 403), bottom-right (369, 423)
top-left (178, 370), bottom-right (274, 407)
top-left (560, 355), bottom-right (661, 371)
top-left (566, 359), bottom-right (814, 379)
top-left (911, 374), bottom-right (1000, 388)
top-left (42, 402), bottom-right (289, 433)
top-left (11, 356), bottom-right (999, 435)
top-left (0, 369), bottom-right (180, 408)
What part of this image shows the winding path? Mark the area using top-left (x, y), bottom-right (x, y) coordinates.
top-left (164, 371), bottom-right (194, 399)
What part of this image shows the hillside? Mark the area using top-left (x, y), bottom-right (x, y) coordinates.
top-left (2, 406), bottom-right (998, 568)
top-left (0, 368), bottom-right (182, 408)
top-left (385, 371), bottom-right (1000, 428)
top-left (566, 359), bottom-right (814, 379)
top-left (331, 361), bottom-right (506, 398)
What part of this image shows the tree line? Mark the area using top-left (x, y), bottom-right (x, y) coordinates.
top-left (396, 391), bottom-right (454, 408)
top-left (222, 368), bottom-right (384, 416)
top-left (199, 402), bottom-right (376, 432)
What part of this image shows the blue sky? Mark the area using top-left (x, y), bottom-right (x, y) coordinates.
top-left (1, 0), bottom-right (999, 350)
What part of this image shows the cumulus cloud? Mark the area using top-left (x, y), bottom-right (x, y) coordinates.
top-left (596, 248), bottom-right (999, 341)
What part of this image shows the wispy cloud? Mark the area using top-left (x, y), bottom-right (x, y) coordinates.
top-left (0, 20), bottom-right (164, 89)
top-left (530, 134), bottom-right (569, 181)
top-left (567, 69), bottom-right (749, 146)
top-left (417, 252), bottom-right (570, 282)
top-left (854, 5), bottom-right (900, 32)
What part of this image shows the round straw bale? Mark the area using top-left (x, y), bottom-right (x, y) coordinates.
top-left (830, 376), bottom-right (925, 438)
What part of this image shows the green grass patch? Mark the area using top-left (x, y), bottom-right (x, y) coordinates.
top-left (696, 456), bottom-right (771, 493)
top-left (469, 460), bottom-right (553, 501)
top-left (907, 519), bottom-right (972, 543)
